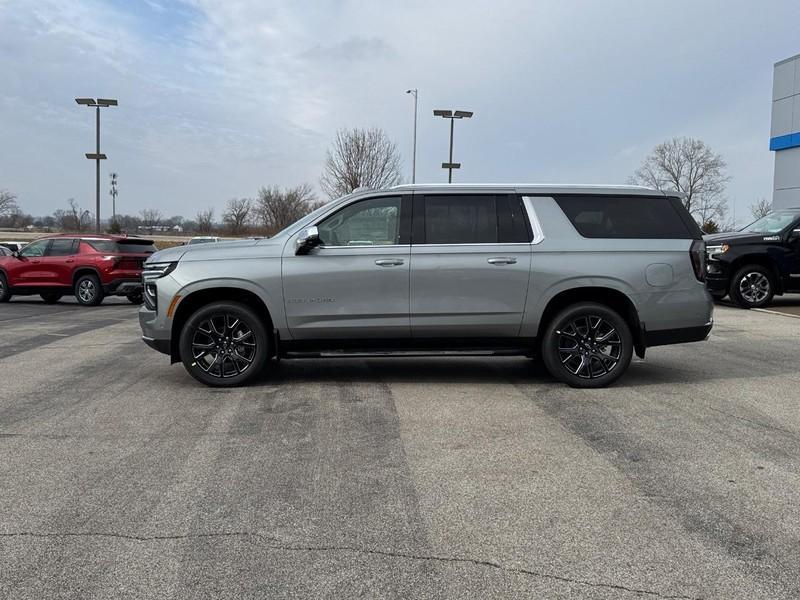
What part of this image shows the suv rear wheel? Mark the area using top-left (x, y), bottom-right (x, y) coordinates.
top-left (541, 302), bottom-right (633, 388)
top-left (74, 274), bottom-right (105, 306)
top-left (178, 301), bottom-right (269, 387)
top-left (729, 265), bottom-right (774, 309)
top-left (0, 273), bottom-right (11, 303)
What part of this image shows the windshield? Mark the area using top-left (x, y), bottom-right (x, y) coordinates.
top-left (740, 212), bottom-right (799, 234)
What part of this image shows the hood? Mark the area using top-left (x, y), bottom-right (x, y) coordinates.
top-left (147, 238), bottom-right (284, 264)
top-left (703, 231), bottom-right (778, 245)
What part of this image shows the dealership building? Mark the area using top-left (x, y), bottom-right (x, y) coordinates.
top-left (771, 53), bottom-right (800, 209)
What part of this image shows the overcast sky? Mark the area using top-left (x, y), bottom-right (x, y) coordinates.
top-left (1, 0), bottom-right (799, 224)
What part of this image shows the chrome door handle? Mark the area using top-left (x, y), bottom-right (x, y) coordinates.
top-left (375, 258), bottom-right (404, 267)
top-left (487, 257), bottom-right (517, 265)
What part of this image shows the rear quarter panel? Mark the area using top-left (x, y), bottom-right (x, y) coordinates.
top-left (519, 196), bottom-right (713, 337)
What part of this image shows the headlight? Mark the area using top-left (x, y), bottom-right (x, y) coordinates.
top-left (706, 244), bottom-right (729, 257)
top-left (143, 261), bottom-right (177, 281)
top-left (142, 262), bottom-right (177, 310)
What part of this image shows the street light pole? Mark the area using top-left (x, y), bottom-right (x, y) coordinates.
top-left (75, 97), bottom-right (118, 233)
top-left (406, 89), bottom-right (418, 183)
top-left (433, 109), bottom-right (473, 183)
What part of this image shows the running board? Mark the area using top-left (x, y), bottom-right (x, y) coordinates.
top-left (282, 348), bottom-right (532, 359)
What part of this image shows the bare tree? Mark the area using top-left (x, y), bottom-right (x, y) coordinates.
top-left (140, 209), bottom-right (163, 230)
top-left (630, 137), bottom-right (730, 225)
top-left (222, 198), bottom-right (252, 235)
top-left (53, 199), bottom-right (92, 232)
top-left (749, 198), bottom-right (772, 220)
top-left (320, 128), bottom-right (403, 199)
top-left (253, 184), bottom-right (319, 235)
top-left (196, 208), bottom-right (215, 234)
top-left (0, 190), bottom-right (18, 217)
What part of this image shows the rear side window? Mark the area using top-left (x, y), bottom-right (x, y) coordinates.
top-left (424, 195), bottom-right (497, 244)
top-left (85, 240), bottom-right (157, 254)
top-left (47, 239), bottom-right (77, 256)
top-left (554, 195), bottom-right (695, 239)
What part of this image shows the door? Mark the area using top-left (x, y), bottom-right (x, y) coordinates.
top-left (282, 195), bottom-right (411, 340)
top-left (41, 238), bottom-right (78, 287)
top-left (410, 194), bottom-right (532, 338)
top-left (786, 218), bottom-right (800, 291)
top-left (6, 239), bottom-right (51, 287)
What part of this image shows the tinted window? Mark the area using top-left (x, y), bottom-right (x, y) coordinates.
top-left (19, 240), bottom-right (49, 257)
top-left (497, 196), bottom-right (532, 243)
top-left (48, 239), bottom-right (76, 256)
top-left (318, 196), bottom-right (402, 246)
top-left (86, 240), bottom-right (157, 253)
top-left (424, 195), bottom-right (497, 244)
top-left (555, 195), bottom-right (693, 239)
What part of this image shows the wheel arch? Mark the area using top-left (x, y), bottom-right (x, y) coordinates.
top-left (170, 285), bottom-right (277, 364)
top-left (535, 286), bottom-right (645, 359)
top-left (72, 267), bottom-right (102, 287)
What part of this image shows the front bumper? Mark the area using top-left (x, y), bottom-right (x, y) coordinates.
top-left (142, 335), bottom-right (170, 355)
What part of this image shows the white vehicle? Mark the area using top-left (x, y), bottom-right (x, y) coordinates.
top-left (0, 241), bottom-right (25, 253)
top-left (187, 236), bottom-right (221, 245)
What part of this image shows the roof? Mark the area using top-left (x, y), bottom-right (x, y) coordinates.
top-left (32, 233), bottom-right (153, 241)
top-left (387, 183), bottom-right (663, 196)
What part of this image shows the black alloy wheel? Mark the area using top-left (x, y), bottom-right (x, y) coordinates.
top-left (179, 301), bottom-right (269, 387)
top-left (542, 302), bottom-right (633, 388)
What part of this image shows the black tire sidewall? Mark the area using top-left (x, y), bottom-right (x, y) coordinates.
top-left (729, 265), bottom-right (774, 309)
top-left (542, 302), bottom-right (634, 388)
top-left (74, 274), bottom-right (104, 306)
top-left (0, 273), bottom-right (10, 302)
top-left (178, 301), bottom-right (269, 387)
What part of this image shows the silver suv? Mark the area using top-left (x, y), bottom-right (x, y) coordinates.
top-left (139, 184), bottom-right (713, 388)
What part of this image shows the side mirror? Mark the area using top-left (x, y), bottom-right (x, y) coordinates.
top-left (791, 228), bottom-right (800, 240)
top-left (12, 251), bottom-right (20, 258)
top-left (295, 226), bottom-right (321, 255)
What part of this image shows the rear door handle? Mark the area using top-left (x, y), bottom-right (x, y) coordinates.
top-left (66, 259), bottom-right (75, 264)
top-left (487, 257), bottom-right (517, 265)
top-left (375, 258), bottom-right (404, 267)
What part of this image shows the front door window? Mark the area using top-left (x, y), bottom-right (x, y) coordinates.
top-left (317, 196), bottom-right (402, 247)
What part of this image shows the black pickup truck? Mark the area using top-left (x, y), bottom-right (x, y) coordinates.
top-left (704, 208), bottom-right (800, 308)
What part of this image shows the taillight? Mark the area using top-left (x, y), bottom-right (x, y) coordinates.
top-left (690, 240), bottom-right (706, 282)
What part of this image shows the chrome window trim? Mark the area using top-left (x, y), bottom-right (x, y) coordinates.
top-left (316, 244), bottom-right (410, 250)
top-left (410, 243), bottom-right (532, 248)
top-left (521, 196), bottom-right (546, 245)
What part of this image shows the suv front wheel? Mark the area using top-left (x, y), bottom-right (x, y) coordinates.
top-left (729, 265), bottom-right (774, 309)
top-left (541, 302), bottom-right (633, 388)
top-left (178, 301), bottom-right (269, 387)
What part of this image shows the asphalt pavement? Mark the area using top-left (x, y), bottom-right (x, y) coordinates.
top-left (1, 295), bottom-right (799, 599)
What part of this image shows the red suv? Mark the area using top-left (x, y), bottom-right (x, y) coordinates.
top-left (0, 234), bottom-right (156, 306)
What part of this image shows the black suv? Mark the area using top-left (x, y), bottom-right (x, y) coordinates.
top-left (704, 208), bottom-right (800, 308)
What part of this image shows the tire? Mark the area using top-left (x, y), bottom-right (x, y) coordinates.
top-left (0, 273), bottom-right (11, 303)
top-left (74, 274), bottom-right (105, 306)
top-left (40, 292), bottom-right (63, 304)
top-left (541, 302), bottom-right (634, 389)
top-left (127, 292), bottom-right (144, 305)
top-left (728, 265), bottom-right (774, 309)
top-left (178, 301), bottom-right (269, 387)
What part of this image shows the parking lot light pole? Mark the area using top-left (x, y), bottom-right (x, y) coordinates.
top-left (75, 97), bottom-right (118, 233)
top-left (406, 89), bottom-right (418, 183)
top-left (433, 109), bottom-right (473, 183)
